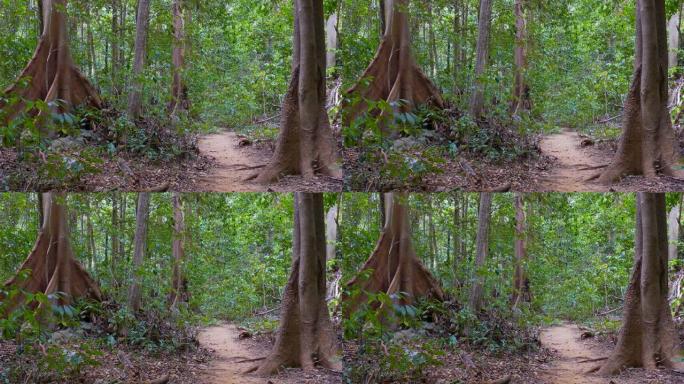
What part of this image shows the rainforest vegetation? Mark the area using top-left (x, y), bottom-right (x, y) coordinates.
top-left (1, 0), bottom-right (684, 191)
top-left (0, 192), bottom-right (682, 383)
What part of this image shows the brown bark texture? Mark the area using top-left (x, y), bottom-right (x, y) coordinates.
top-left (248, 193), bottom-right (340, 375)
top-left (169, 193), bottom-right (188, 309)
top-left (595, 193), bottom-right (676, 375)
top-left (127, 193), bottom-right (150, 313)
top-left (3, 193), bottom-right (102, 315)
top-left (169, 0), bottom-right (190, 115)
top-left (469, 192), bottom-right (492, 312)
top-left (511, 193), bottom-right (531, 308)
top-left (598, 0), bottom-right (679, 183)
top-left (511, 0), bottom-right (531, 115)
top-left (469, 0), bottom-right (493, 118)
top-left (127, 0), bottom-right (151, 119)
top-left (342, 0), bottom-right (444, 126)
top-left (1, 0), bottom-right (102, 124)
top-left (253, 0), bottom-right (340, 183)
top-left (344, 193), bottom-right (445, 317)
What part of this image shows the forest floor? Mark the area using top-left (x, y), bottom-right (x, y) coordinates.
top-left (197, 322), bottom-right (342, 384)
top-left (195, 129), bottom-right (343, 192)
top-left (344, 127), bottom-right (684, 192)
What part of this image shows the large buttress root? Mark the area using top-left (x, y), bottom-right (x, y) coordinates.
top-left (253, 0), bottom-right (341, 183)
top-left (596, 0), bottom-right (678, 183)
top-left (593, 193), bottom-right (676, 375)
top-left (344, 193), bottom-right (444, 316)
top-left (2, 193), bottom-right (102, 315)
top-left (342, 0), bottom-right (444, 127)
top-left (248, 193), bottom-right (340, 375)
top-left (1, 0), bottom-right (101, 125)
top-left (253, 70), bottom-right (340, 183)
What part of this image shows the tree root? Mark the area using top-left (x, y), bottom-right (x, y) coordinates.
top-left (143, 375), bottom-right (170, 384)
top-left (578, 357), bottom-right (608, 364)
top-left (484, 375), bottom-right (512, 384)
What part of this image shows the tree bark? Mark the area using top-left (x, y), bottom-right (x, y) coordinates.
top-left (127, 193), bottom-right (150, 313)
top-left (127, 0), bottom-right (151, 119)
top-left (597, 0), bottom-right (679, 183)
top-left (252, 0), bottom-right (340, 183)
top-left (470, 0), bottom-right (493, 118)
top-left (2, 193), bottom-right (102, 315)
top-left (169, 0), bottom-right (190, 115)
top-left (342, 0), bottom-right (444, 128)
top-left (248, 193), bottom-right (340, 375)
top-left (469, 192), bottom-right (492, 312)
top-left (511, 193), bottom-right (531, 308)
top-left (1, 0), bottom-right (102, 128)
top-left (344, 193), bottom-right (444, 317)
top-left (511, 0), bottom-right (531, 115)
top-left (169, 192), bottom-right (188, 309)
top-left (595, 193), bottom-right (676, 375)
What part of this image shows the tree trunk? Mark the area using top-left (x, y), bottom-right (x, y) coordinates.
top-left (511, 0), bottom-right (531, 115)
top-left (470, 0), bottom-right (493, 118)
top-left (469, 192), bottom-right (492, 312)
top-left (595, 193), bottom-right (676, 375)
top-left (127, 0), bottom-right (151, 119)
top-left (2, 193), bottom-right (102, 315)
top-left (1, 0), bottom-right (102, 127)
top-left (668, 12), bottom-right (680, 69)
top-left (252, 0), bottom-right (340, 183)
top-left (169, 0), bottom-right (190, 115)
top-left (342, 0), bottom-right (444, 127)
top-left (511, 193), bottom-right (531, 308)
top-left (597, 0), bottom-right (678, 183)
top-left (325, 12), bottom-right (338, 70)
top-left (248, 193), bottom-right (341, 375)
top-left (169, 192), bottom-right (188, 309)
top-left (344, 193), bottom-right (444, 317)
top-left (127, 193), bottom-right (150, 313)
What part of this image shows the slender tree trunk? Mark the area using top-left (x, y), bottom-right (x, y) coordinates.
top-left (169, 193), bottom-right (188, 309)
top-left (127, 193), bottom-right (150, 313)
top-left (127, 0), bottom-right (151, 119)
top-left (252, 0), bottom-right (340, 183)
top-left (169, 0), bottom-right (190, 115)
top-left (111, 0), bottom-right (120, 94)
top-left (597, 0), bottom-right (679, 183)
top-left (511, 193), bottom-right (531, 308)
top-left (248, 193), bottom-right (341, 375)
top-left (469, 192), bottom-right (492, 312)
top-left (595, 193), bottom-right (676, 375)
top-left (345, 193), bottom-right (444, 317)
top-left (2, 193), bottom-right (102, 316)
top-left (511, 0), bottom-right (531, 115)
top-left (470, 0), bottom-right (493, 118)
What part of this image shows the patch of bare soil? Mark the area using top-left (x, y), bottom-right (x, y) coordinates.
top-left (198, 323), bottom-right (341, 384)
top-left (538, 130), bottom-right (608, 192)
top-left (196, 130), bottom-right (342, 192)
top-left (539, 323), bottom-right (605, 384)
top-left (539, 322), bottom-right (684, 384)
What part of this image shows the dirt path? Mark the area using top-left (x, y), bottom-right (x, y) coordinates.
top-left (197, 323), bottom-right (266, 384)
top-left (539, 129), bottom-right (608, 192)
top-left (197, 131), bottom-right (269, 192)
top-left (539, 323), bottom-right (607, 384)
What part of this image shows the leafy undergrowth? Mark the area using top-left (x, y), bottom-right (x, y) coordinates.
top-left (342, 294), bottom-right (542, 384)
top-left (341, 98), bottom-right (541, 191)
top-left (0, 99), bottom-right (210, 191)
top-left (0, 282), bottom-right (205, 383)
